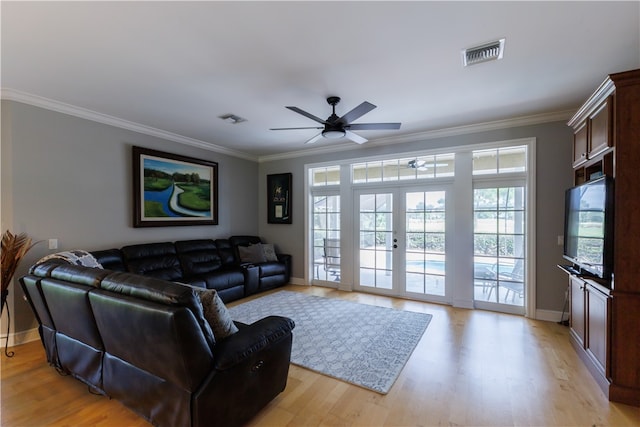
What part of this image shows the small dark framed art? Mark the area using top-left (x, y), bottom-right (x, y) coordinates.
top-left (132, 146), bottom-right (218, 227)
top-left (267, 173), bottom-right (292, 224)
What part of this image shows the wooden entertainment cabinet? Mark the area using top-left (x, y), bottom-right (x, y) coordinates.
top-left (565, 68), bottom-right (640, 406)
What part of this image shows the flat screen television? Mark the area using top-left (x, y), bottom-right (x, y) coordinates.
top-left (563, 176), bottom-right (614, 281)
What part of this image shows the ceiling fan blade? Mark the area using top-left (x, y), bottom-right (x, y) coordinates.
top-left (304, 133), bottom-right (324, 144)
top-left (286, 106), bottom-right (328, 124)
top-left (345, 130), bottom-right (368, 144)
top-left (340, 101), bottom-right (376, 124)
top-left (270, 126), bottom-right (323, 131)
top-left (348, 122), bottom-right (402, 130)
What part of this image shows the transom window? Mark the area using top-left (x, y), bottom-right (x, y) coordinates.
top-left (473, 146), bottom-right (526, 175)
top-left (311, 166), bottom-right (341, 186)
top-left (352, 153), bottom-right (455, 183)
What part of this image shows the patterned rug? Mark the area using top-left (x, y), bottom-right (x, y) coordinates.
top-left (228, 290), bottom-right (432, 394)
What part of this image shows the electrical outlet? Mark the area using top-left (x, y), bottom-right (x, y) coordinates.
top-left (48, 238), bottom-right (58, 250)
top-left (557, 235), bottom-right (564, 246)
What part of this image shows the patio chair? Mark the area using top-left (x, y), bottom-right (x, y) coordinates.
top-left (323, 238), bottom-right (341, 281)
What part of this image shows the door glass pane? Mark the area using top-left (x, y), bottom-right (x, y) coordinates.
top-left (359, 193), bottom-right (393, 289)
top-left (313, 195), bottom-right (341, 282)
top-left (405, 191), bottom-right (446, 296)
top-left (473, 187), bottom-right (525, 306)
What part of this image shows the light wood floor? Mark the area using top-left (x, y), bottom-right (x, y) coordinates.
top-left (2, 284), bottom-right (639, 426)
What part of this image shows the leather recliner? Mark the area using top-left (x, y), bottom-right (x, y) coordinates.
top-left (229, 235), bottom-right (291, 293)
top-left (20, 261), bottom-right (295, 427)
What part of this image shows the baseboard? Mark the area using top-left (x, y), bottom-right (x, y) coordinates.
top-left (535, 309), bottom-right (566, 323)
top-left (0, 327), bottom-right (40, 347)
top-left (288, 276), bottom-right (306, 286)
top-left (337, 283), bottom-right (352, 292)
top-left (452, 298), bottom-right (474, 309)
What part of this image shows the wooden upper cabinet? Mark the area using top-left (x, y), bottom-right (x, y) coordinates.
top-left (573, 122), bottom-right (588, 167)
top-left (589, 96), bottom-right (613, 157)
top-left (569, 79), bottom-right (616, 174)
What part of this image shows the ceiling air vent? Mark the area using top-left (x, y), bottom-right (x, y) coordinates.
top-left (462, 38), bottom-right (505, 67)
top-left (218, 113), bottom-right (247, 124)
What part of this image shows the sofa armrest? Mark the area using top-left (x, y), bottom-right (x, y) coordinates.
top-left (213, 316), bottom-right (295, 370)
top-left (276, 253), bottom-right (291, 283)
top-left (241, 264), bottom-right (259, 296)
top-left (276, 253), bottom-right (291, 264)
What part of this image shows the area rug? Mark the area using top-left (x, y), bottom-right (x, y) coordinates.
top-left (228, 290), bottom-right (432, 394)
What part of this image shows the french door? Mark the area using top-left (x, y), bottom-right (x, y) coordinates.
top-left (354, 187), bottom-right (450, 303)
top-left (473, 184), bottom-right (526, 314)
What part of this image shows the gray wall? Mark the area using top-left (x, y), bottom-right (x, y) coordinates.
top-left (1, 99), bottom-right (574, 339)
top-left (1, 100), bottom-right (259, 336)
top-left (258, 121), bottom-right (574, 312)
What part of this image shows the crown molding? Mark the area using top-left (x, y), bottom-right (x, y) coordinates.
top-left (258, 109), bottom-right (574, 162)
top-left (0, 88), bottom-right (258, 162)
top-left (2, 87), bottom-right (573, 164)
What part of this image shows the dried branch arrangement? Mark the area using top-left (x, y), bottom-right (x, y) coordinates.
top-left (1, 230), bottom-right (36, 298)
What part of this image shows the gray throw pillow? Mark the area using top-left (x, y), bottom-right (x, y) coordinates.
top-left (238, 243), bottom-right (267, 264)
top-left (196, 289), bottom-right (239, 340)
top-left (262, 243), bottom-right (278, 261)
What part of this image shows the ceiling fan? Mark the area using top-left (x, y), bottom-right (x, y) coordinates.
top-left (270, 96), bottom-right (401, 145)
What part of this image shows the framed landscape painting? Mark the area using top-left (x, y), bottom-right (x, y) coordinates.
top-left (133, 146), bottom-right (218, 227)
top-left (267, 173), bottom-right (292, 224)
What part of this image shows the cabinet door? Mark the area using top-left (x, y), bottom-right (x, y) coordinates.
top-left (570, 276), bottom-right (586, 346)
top-left (586, 285), bottom-right (610, 376)
top-left (573, 122), bottom-right (588, 167)
top-left (589, 97), bottom-right (612, 157)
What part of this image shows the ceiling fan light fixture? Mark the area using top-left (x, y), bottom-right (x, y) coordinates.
top-left (322, 129), bottom-right (346, 139)
top-left (408, 159), bottom-right (427, 170)
top-left (272, 96), bottom-right (400, 145)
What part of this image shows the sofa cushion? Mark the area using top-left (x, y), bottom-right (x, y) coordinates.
top-left (122, 242), bottom-right (183, 281)
top-left (48, 264), bottom-right (112, 287)
top-left (91, 249), bottom-right (126, 272)
top-left (100, 271), bottom-right (216, 349)
top-left (175, 240), bottom-right (223, 276)
top-left (238, 244), bottom-right (267, 264)
top-left (214, 239), bottom-right (236, 265)
top-left (259, 261), bottom-right (287, 277)
top-left (191, 269), bottom-right (245, 291)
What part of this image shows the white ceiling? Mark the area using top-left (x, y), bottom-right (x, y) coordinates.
top-left (2, 1), bottom-right (639, 160)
